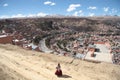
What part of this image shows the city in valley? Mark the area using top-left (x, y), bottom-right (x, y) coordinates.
top-left (0, 17), bottom-right (120, 80)
top-left (0, 17), bottom-right (120, 64)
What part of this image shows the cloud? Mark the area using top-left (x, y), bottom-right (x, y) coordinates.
top-left (73, 12), bottom-right (79, 16)
top-left (0, 12), bottom-right (48, 19)
top-left (0, 15), bottom-right (10, 19)
top-left (27, 14), bottom-right (36, 17)
top-left (73, 10), bottom-right (83, 16)
top-left (67, 4), bottom-right (81, 12)
top-left (44, 1), bottom-right (51, 5)
top-left (108, 8), bottom-right (118, 15)
top-left (88, 6), bottom-right (97, 10)
top-left (103, 7), bottom-right (109, 12)
top-left (44, 1), bottom-right (56, 6)
top-left (27, 12), bottom-right (47, 17)
top-left (111, 8), bottom-right (117, 13)
top-left (3, 3), bottom-right (8, 7)
top-left (36, 12), bottom-right (47, 16)
top-left (11, 14), bottom-right (26, 18)
top-left (89, 13), bottom-right (95, 16)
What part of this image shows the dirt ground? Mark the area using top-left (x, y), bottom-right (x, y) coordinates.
top-left (0, 44), bottom-right (120, 80)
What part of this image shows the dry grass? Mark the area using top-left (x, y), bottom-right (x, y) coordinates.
top-left (0, 44), bottom-right (120, 80)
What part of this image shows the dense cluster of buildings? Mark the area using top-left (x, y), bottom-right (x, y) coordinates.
top-left (48, 32), bottom-right (120, 64)
top-left (0, 28), bottom-right (120, 65)
top-left (0, 17), bottom-right (120, 65)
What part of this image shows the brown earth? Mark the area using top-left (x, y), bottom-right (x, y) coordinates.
top-left (0, 44), bottom-right (120, 80)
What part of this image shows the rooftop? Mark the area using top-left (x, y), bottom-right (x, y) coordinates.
top-left (0, 35), bottom-right (7, 38)
top-left (85, 44), bottom-right (112, 63)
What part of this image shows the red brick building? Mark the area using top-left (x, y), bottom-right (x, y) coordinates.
top-left (0, 35), bottom-right (13, 44)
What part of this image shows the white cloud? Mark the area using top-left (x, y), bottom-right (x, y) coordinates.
top-left (78, 10), bottom-right (82, 13)
top-left (88, 6), bottom-right (97, 10)
top-left (111, 8), bottom-right (117, 13)
top-left (44, 1), bottom-right (56, 6)
top-left (27, 12), bottom-right (47, 17)
top-left (51, 3), bottom-right (55, 6)
top-left (36, 12), bottom-right (47, 17)
top-left (73, 12), bottom-right (78, 16)
top-left (3, 3), bottom-right (8, 7)
top-left (89, 13), bottom-right (95, 16)
top-left (27, 14), bottom-right (36, 17)
top-left (67, 4), bottom-right (81, 12)
top-left (108, 8), bottom-right (118, 15)
top-left (73, 10), bottom-right (83, 16)
top-left (103, 7), bottom-right (109, 12)
top-left (11, 14), bottom-right (26, 18)
top-left (0, 15), bottom-right (10, 19)
top-left (44, 1), bottom-right (51, 5)
top-left (0, 12), bottom-right (48, 19)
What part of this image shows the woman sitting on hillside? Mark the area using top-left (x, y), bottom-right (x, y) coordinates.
top-left (55, 63), bottom-right (62, 77)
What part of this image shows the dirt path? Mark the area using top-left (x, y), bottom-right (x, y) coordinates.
top-left (0, 44), bottom-right (120, 80)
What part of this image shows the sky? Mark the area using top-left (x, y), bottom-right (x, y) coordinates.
top-left (0, 0), bottom-right (120, 18)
